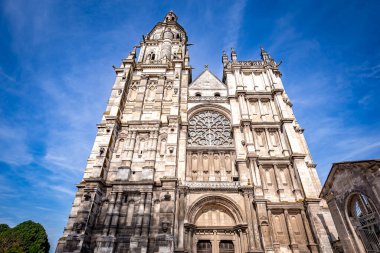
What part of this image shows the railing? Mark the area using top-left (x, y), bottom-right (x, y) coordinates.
top-left (184, 181), bottom-right (240, 190)
top-left (188, 96), bottom-right (228, 102)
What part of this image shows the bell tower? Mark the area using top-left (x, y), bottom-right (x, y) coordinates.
top-left (56, 11), bottom-right (192, 253)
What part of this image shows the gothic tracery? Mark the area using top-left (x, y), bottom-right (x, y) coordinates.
top-left (188, 110), bottom-right (233, 146)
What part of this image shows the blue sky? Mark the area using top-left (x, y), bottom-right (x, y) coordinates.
top-left (0, 0), bottom-right (379, 250)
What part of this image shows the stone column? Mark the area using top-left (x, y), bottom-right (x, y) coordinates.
top-left (257, 99), bottom-right (266, 121)
top-left (258, 164), bottom-right (268, 195)
top-left (250, 159), bottom-right (263, 197)
top-left (135, 192), bottom-right (147, 236)
top-left (125, 131), bottom-right (137, 167)
top-left (288, 163), bottom-right (303, 200)
top-left (147, 131), bottom-right (154, 160)
top-left (243, 122), bottom-right (256, 155)
top-left (264, 129), bottom-right (274, 156)
top-left (109, 192), bottom-right (123, 236)
top-left (273, 93), bottom-right (290, 119)
top-left (238, 94), bottom-right (249, 119)
top-left (252, 127), bottom-right (261, 154)
top-left (177, 189), bottom-right (186, 250)
top-left (249, 194), bottom-right (262, 251)
top-left (184, 227), bottom-right (191, 253)
top-left (192, 236), bottom-right (197, 253)
top-left (138, 76), bottom-right (148, 111)
top-left (186, 152), bottom-right (192, 181)
top-left (190, 229), bottom-right (195, 253)
top-left (273, 164), bottom-right (284, 201)
top-left (278, 129), bottom-right (290, 156)
top-left (218, 152), bottom-right (225, 181)
top-left (150, 130), bottom-right (158, 166)
top-left (121, 130), bottom-right (132, 161)
top-left (141, 192), bottom-right (152, 236)
top-left (325, 196), bottom-right (359, 253)
top-left (243, 190), bottom-right (255, 251)
top-left (103, 192), bottom-right (117, 235)
top-left (256, 201), bottom-right (272, 251)
top-left (209, 151), bottom-right (215, 181)
top-left (284, 209), bottom-right (299, 253)
top-left (270, 99), bottom-right (280, 121)
top-left (238, 229), bottom-right (247, 253)
top-left (212, 230), bottom-right (218, 253)
top-left (197, 151), bottom-right (203, 181)
top-left (268, 209), bottom-right (280, 252)
top-left (300, 210), bottom-right (318, 253)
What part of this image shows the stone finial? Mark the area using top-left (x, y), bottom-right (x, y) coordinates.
top-left (126, 46), bottom-right (137, 60)
top-left (231, 48), bottom-right (237, 62)
top-left (222, 50), bottom-right (228, 65)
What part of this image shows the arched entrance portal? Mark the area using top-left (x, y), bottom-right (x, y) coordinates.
top-left (185, 196), bottom-right (248, 253)
top-left (347, 193), bottom-right (380, 252)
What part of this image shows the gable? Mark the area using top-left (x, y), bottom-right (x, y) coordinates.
top-left (189, 69), bottom-right (226, 91)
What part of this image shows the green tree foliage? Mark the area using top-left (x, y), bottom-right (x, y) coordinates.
top-left (0, 224), bottom-right (10, 233)
top-left (0, 221), bottom-right (50, 253)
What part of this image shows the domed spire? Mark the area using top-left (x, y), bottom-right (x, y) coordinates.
top-left (163, 10), bottom-right (178, 23)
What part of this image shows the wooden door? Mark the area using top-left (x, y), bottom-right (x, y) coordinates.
top-left (219, 240), bottom-right (234, 253)
top-left (197, 240), bottom-right (212, 253)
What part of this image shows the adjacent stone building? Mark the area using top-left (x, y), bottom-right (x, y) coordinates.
top-left (320, 160), bottom-right (380, 253)
top-left (56, 11), bottom-right (338, 253)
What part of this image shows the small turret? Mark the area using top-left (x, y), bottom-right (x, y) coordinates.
top-left (163, 10), bottom-right (178, 23)
top-left (222, 50), bottom-right (228, 66)
top-left (260, 46), bottom-right (271, 62)
top-left (231, 48), bottom-right (237, 62)
top-left (184, 48), bottom-right (190, 66)
top-left (126, 46), bottom-right (137, 60)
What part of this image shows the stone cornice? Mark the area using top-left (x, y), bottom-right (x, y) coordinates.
top-left (186, 146), bottom-right (235, 151)
top-left (267, 202), bottom-right (305, 210)
top-left (250, 122), bottom-right (282, 127)
top-left (291, 154), bottom-right (307, 159)
top-left (257, 159), bottom-right (291, 166)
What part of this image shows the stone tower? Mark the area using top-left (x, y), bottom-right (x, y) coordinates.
top-left (56, 11), bottom-right (338, 253)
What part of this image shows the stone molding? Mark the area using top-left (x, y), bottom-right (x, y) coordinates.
top-left (184, 181), bottom-right (240, 191)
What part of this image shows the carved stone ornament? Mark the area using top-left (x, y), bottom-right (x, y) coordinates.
top-left (164, 192), bottom-right (171, 201)
top-left (162, 221), bottom-right (170, 233)
top-left (188, 110), bottom-right (233, 146)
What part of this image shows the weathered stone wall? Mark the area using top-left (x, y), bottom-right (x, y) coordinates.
top-left (56, 11), bottom-right (338, 253)
top-left (321, 161), bottom-right (380, 253)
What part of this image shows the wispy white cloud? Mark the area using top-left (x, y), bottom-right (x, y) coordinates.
top-left (353, 63), bottom-right (380, 79)
top-left (3, 0), bottom-right (56, 51)
top-left (0, 121), bottom-right (33, 166)
top-left (35, 206), bottom-right (56, 212)
top-left (47, 185), bottom-right (75, 196)
top-left (0, 67), bottom-right (16, 82)
top-left (223, 0), bottom-right (246, 50)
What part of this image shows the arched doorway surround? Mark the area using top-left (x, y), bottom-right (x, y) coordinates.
top-left (346, 192), bottom-right (380, 252)
top-left (184, 195), bottom-right (248, 253)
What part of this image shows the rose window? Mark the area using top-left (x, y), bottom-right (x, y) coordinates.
top-left (188, 111), bottom-right (233, 146)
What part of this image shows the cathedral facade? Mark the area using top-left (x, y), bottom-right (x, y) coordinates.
top-left (56, 11), bottom-right (338, 253)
